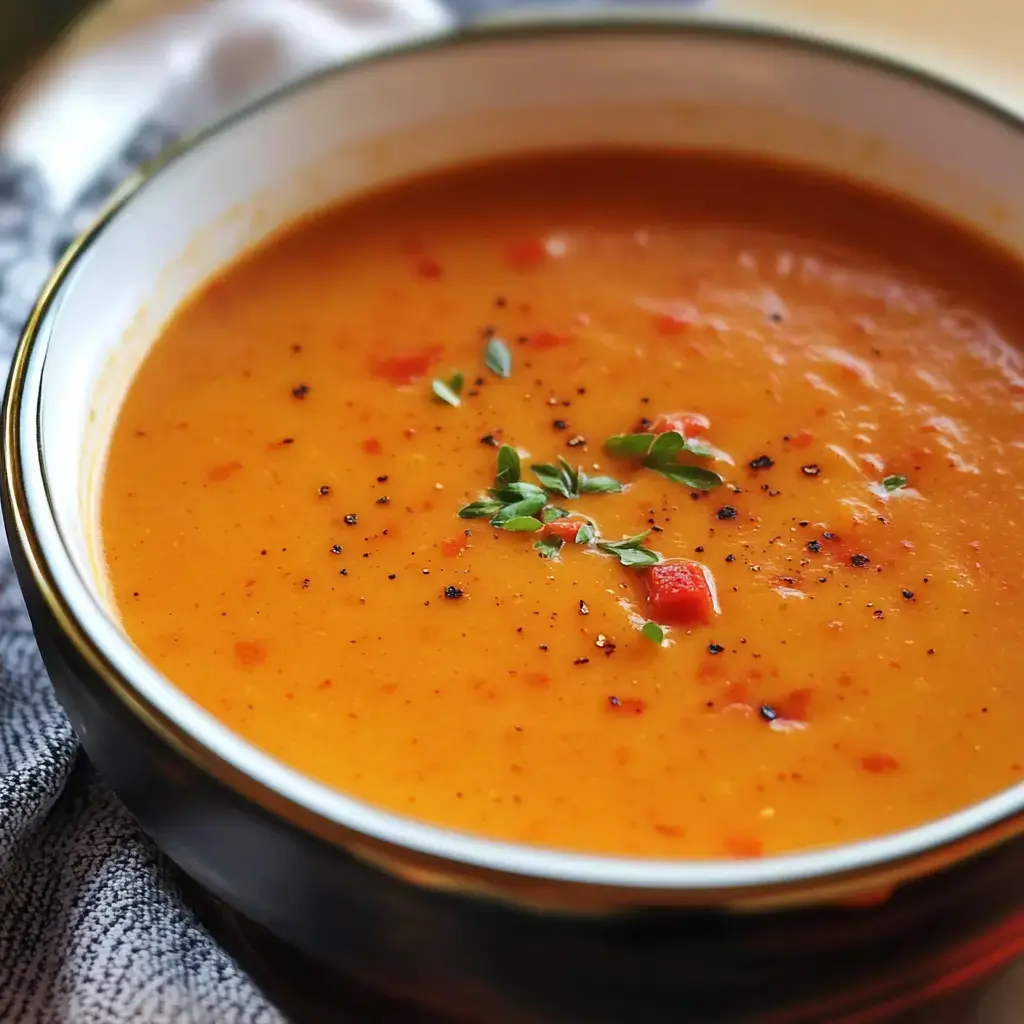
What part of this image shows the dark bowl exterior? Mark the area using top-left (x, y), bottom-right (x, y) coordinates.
top-left (5, 508), bottom-right (1024, 1024)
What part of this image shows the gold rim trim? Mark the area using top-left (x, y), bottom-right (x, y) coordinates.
top-left (5, 17), bottom-right (1024, 908)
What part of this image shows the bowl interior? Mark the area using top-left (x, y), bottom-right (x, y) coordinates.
top-left (20, 23), bottom-right (1024, 889)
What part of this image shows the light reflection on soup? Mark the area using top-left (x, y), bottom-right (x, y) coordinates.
top-left (102, 152), bottom-right (1024, 858)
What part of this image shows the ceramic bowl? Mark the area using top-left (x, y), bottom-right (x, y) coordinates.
top-left (6, 20), bottom-right (1024, 1022)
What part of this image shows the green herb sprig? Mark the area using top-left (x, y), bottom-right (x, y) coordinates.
top-left (881, 474), bottom-right (909, 492)
top-left (605, 430), bottom-right (723, 491)
top-left (641, 621), bottom-right (665, 645)
top-left (484, 337), bottom-right (512, 378)
top-left (531, 457), bottom-right (622, 499)
top-left (595, 531), bottom-right (661, 568)
top-left (431, 370), bottom-right (464, 407)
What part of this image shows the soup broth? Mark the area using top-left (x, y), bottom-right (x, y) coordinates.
top-left (102, 152), bottom-right (1024, 858)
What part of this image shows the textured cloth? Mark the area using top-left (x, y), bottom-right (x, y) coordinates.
top-left (0, 132), bottom-right (285, 1024)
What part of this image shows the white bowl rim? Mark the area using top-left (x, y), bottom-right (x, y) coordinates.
top-left (9, 17), bottom-right (1024, 895)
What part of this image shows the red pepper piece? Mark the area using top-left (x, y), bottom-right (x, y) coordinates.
top-left (650, 411), bottom-right (710, 438)
top-left (643, 559), bottom-right (716, 626)
top-left (370, 346), bottom-right (441, 385)
top-left (544, 520), bottom-right (582, 542)
top-left (505, 239), bottom-right (547, 270)
top-left (527, 329), bottom-right (572, 351)
top-left (414, 257), bottom-right (443, 279)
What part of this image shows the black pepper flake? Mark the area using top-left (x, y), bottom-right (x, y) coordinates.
top-left (760, 703), bottom-right (777, 722)
top-left (574, 657), bottom-right (590, 666)
top-left (850, 554), bottom-right (870, 568)
top-left (330, 544), bottom-right (342, 555)
top-left (377, 496), bottom-right (389, 505)
top-left (608, 696), bottom-right (621, 707)
top-left (695, 545), bottom-right (704, 553)
top-left (291, 384), bottom-right (309, 399)
top-left (260, 549), bottom-right (267, 556)
top-left (344, 514), bottom-right (358, 526)
top-left (927, 648), bottom-right (936, 655)
top-left (388, 573), bottom-right (397, 580)
top-left (539, 644), bottom-right (549, 651)
top-left (318, 485), bottom-right (331, 496)
top-left (902, 589), bottom-right (915, 600)
top-left (716, 506), bottom-right (738, 521)
top-left (801, 464), bottom-right (821, 477)
top-left (807, 540), bottom-right (822, 553)
top-left (817, 577), bottom-right (827, 584)
top-left (725, 554), bottom-right (735, 563)
top-left (339, 569), bottom-right (348, 576)
top-left (873, 609), bottom-right (884, 619)
top-left (301, 578), bottom-right (310, 589)
top-left (552, 419), bottom-right (568, 430)
top-left (823, 531), bottom-right (838, 541)
top-left (708, 643), bottom-right (725, 655)
top-left (749, 454), bottom-right (774, 471)
top-left (579, 600), bottom-right (590, 616)
top-left (480, 434), bottom-right (500, 448)
top-left (377, 475), bottom-right (388, 483)
top-left (444, 586), bottom-right (463, 599)
top-left (639, 417), bottom-right (653, 430)
top-left (567, 435), bottom-right (587, 448)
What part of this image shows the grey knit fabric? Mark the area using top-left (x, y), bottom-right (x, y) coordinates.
top-left (0, 132), bottom-right (284, 1024)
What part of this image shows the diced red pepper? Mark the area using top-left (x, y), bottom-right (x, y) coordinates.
top-left (788, 429), bottom-right (815, 449)
top-left (414, 257), bottom-right (443, 279)
top-left (723, 833), bottom-right (764, 859)
top-left (544, 520), bottom-right (582, 542)
top-left (370, 346), bottom-right (441, 385)
top-left (361, 438), bottom-right (382, 455)
top-left (527, 329), bottom-right (573, 351)
top-left (505, 239), bottom-right (547, 270)
top-left (861, 753), bottom-right (900, 774)
top-left (441, 536), bottom-right (468, 558)
top-left (650, 411), bottom-right (710, 438)
top-left (643, 559), bottom-right (716, 626)
top-left (654, 313), bottom-right (690, 336)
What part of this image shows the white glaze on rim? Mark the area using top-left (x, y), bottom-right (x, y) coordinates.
top-left (15, 21), bottom-right (1024, 892)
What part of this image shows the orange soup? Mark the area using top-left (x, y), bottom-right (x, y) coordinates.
top-left (101, 152), bottom-right (1024, 859)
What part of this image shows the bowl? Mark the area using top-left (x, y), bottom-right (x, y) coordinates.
top-left (5, 18), bottom-right (1024, 1023)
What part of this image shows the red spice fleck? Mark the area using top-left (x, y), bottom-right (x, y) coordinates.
top-left (653, 823), bottom-right (686, 838)
top-left (207, 460), bottom-right (243, 483)
top-left (544, 520), bottom-right (582, 543)
top-left (607, 696), bottom-right (647, 715)
top-left (233, 640), bottom-right (267, 669)
top-left (370, 346), bottom-right (441, 385)
top-left (415, 257), bottom-right (444, 279)
top-left (317, 679), bottom-right (332, 690)
top-left (504, 239), bottom-right (547, 270)
top-left (789, 429), bottom-right (815, 449)
top-left (362, 437), bottom-right (382, 455)
top-left (441, 536), bottom-right (469, 558)
top-left (650, 411), bottom-right (710, 438)
top-left (861, 753), bottom-right (901, 774)
top-left (527, 329), bottom-right (573, 351)
top-left (774, 688), bottom-right (813, 722)
top-left (723, 834), bottom-right (764, 859)
top-left (525, 672), bottom-right (550, 689)
top-left (654, 313), bottom-right (690, 336)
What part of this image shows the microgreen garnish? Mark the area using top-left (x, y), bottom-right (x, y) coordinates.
top-left (495, 444), bottom-right (521, 487)
top-left (534, 535), bottom-right (564, 558)
top-left (431, 371), bottom-right (464, 407)
top-left (530, 457), bottom-right (623, 499)
top-left (596, 531), bottom-right (661, 567)
top-left (458, 500), bottom-right (504, 519)
top-left (605, 433), bottom-right (655, 458)
top-left (882, 474), bottom-right (909, 492)
top-left (605, 429), bottom-right (723, 490)
top-left (641, 621), bottom-right (665, 645)
top-left (541, 506), bottom-right (570, 523)
top-left (498, 516), bottom-right (544, 532)
top-left (484, 337), bottom-right (512, 378)
top-left (576, 522), bottom-right (596, 544)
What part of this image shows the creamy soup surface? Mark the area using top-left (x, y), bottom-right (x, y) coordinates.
top-left (102, 152), bottom-right (1024, 858)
